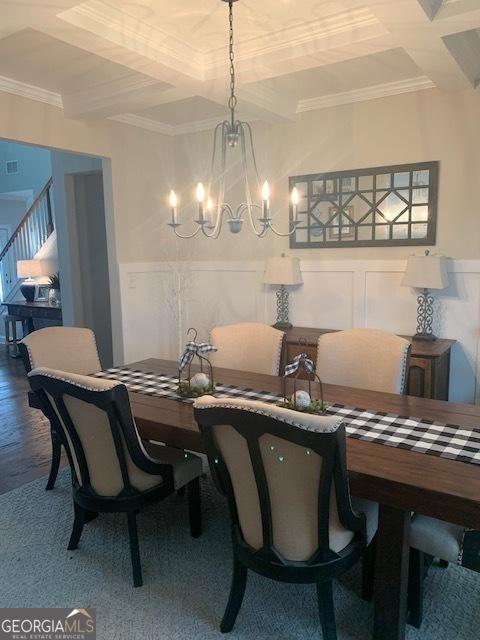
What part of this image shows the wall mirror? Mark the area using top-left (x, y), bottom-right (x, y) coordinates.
top-left (289, 161), bottom-right (438, 248)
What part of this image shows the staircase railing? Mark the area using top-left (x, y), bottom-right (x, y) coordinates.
top-left (0, 177), bottom-right (54, 301)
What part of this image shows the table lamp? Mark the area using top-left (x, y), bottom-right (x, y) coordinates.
top-left (16, 259), bottom-right (45, 302)
top-left (263, 255), bottom-right (303, 330)
top-left (401, 250), bottom-right (448, 341)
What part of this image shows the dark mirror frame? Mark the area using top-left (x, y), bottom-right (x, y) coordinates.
top-left (289, 161), bottom-right (439, 249)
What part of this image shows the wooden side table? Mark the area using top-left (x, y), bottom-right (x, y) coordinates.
top-left (283, 326), bottom-right (455, 401)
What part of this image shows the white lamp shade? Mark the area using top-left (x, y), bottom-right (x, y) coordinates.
top-left (401, 254), bottom-right (448, 290)
top-left (16, 259), bottom-right (45, 279)
top-left (263, 256), bottom-right (303, 286)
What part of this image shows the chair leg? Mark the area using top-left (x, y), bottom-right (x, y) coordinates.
top-left (220, 555), bottom-right (248, 633)
top-left (45, 430), bottom-right (62, 490)
top-left (361, 537), bottom-right (376, 602)
top-left (187, 477), bottom-right (202, 538)
top-left (407, 548), bottom-right (424, 628)
top-left (127, 511), bottom-right (143, 588)
top-left (316, 580), bottom-right (337, 640)
top-left (67, 502), bottom-right (85, 550)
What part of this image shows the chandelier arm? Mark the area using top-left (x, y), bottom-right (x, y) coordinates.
top-left (209, 121), bottom-right (228, 198)
top-left (237, 126), bottom-right (267, 236)
top-left (241, 121), bottom-right (262, 188)
top-left (202, 203), bottom-right (233, 238)
top-left (170, 224), bottom-right (204, 240)
top-left (263, 220), bottom-right (300, 237)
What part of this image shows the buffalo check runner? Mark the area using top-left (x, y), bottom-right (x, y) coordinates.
top-left (94, 367), bottom-right (480, 466)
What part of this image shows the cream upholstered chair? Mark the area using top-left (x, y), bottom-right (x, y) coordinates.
top-left (19, 327), bottom-right (102, 490)
top-left (316, 329), bottom-right (411, 394)
top-left (28, 367), bottom-right (202, 587)
top-left (194, 395), bottom-right (377, 638)
top-left (408, 515), bottom-right (480, 627)
top-left (209, 322), bottom-right (284, 376)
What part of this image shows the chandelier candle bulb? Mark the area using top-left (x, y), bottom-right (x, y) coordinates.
top-left (196, 182), bottom-right (206, 223)
top-left (262, 180), bottom-right (270, 218)
top-left (291, 187), bottom-right (299, 223)
top-left (169, 190), bottom-right (178, 225)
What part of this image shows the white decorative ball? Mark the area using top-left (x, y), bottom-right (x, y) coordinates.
top-left (190, 372), bottom-right (210, 389)
top-left (293, 390), bottom-right (311, 409)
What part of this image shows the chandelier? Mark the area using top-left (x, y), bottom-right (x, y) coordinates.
top-left (167, 0), bottom-right (300, 239)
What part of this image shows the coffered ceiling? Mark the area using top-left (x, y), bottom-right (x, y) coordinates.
top-left (0, 0), bottom-right (478, 135)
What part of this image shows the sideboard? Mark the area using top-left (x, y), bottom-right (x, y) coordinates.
top-left (283, 326), bottom-right (455, 401)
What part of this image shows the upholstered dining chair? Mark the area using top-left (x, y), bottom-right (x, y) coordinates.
top-left (408, 515), bottom-right (480, 627)
top-left (209, 322), bottom-right (285, 376)
top-left (316, 329), bottom-right (411, 394)
top-left (28, 367), bottom-right (202, 587)
top-left (19, 327), bottom-right (102, 491)
top-left (194, 395), bottom-right (378, 639)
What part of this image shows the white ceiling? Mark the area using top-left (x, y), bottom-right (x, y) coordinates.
top-left (0, 0), bottom-right (478, 134)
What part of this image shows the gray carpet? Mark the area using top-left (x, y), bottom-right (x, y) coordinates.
top-left (0, 470), bottom-right (478, 640)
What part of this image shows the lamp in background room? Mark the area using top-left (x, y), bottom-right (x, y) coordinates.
top-left (401, 250), bottom-right (448, 341)
top-left (16, 259), bottom-right (45, 302)
top-left (263, 255), bottom-right (303, 330)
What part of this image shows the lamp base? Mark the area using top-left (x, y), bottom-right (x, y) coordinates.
top-left (20, 281), bottom-right (36, 303)
top-left (273, 321), bottom-right (292, 331)
top-left (413, 332), bottom-right (437, 342)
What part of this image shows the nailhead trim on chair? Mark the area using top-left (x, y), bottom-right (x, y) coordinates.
top-left (399, 343), bottom-right (410, 394)
top-left (28, 368), bottom-right (121, 392)
top-left (194, 399), bottom-right (343, 433)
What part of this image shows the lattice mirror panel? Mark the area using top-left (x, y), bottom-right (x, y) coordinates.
top-left (289, 162), bottom-right (438, 248)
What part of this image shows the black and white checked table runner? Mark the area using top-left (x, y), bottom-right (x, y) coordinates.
top-left (94, 367), bottom-right (480, 466)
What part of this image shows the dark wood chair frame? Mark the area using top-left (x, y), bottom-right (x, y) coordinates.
top-left (19, 342), bottom-right (63, 490)
top-left (194, 405), bottom-right (368, 639)
top-left (28, 372), bottom-right (202, 587)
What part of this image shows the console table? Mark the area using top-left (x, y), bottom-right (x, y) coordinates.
top-left (2, 300), bottom-right (62, 335)
top-left (283, 326), bottom-right (455, 401)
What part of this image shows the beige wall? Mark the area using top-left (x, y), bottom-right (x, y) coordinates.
top-left (171, 87), bottom-right (480, 261)
top-left (0, 91), bottom-right (174, 264)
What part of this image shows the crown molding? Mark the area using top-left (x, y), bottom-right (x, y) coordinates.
top-left (205, 8), bottom-right (382, 68)
top-left (59, 0), bottom-right (204, 80)
top-left (109, 113), bottom-right (223, 136)
top-left (108, 113), bottom-right (175, 136)
top-left (297, 76), bottom-right (436, 113)
top-left (60, 1), bottom-right (383, 76)
top-left (0, 75), bottom-right (63, 108)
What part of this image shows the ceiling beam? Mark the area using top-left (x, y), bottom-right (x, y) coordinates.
top-left (62, 75), bottom-right (173, 119)
top-left (363, 0), bottom-right (480, 91)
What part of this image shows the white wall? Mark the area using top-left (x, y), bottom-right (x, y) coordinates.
top-left (119, 258), bottom-right (480, 405)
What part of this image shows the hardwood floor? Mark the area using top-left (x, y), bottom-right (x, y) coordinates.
top-left (0, 344), bottom-right (65, 495)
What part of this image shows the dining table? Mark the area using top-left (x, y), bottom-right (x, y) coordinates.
top-left (32, 357), bottom-right (480, 640)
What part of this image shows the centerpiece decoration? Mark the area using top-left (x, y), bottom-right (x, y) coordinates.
top-left (177, 328), bottom-right (217, 398)
top-left (280, 348), bottom-right (328, 414)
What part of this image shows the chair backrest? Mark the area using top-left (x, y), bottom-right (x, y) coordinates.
top-left (316, 329), bottom-right (411, 394)
top-left (20, 327), bottom-right (101, 375)
top-left (194, 396), bottom-right (366, 567)
top-left (209, 322), bottom-right (284, 376)
top-left (28, 367), bottom-right (172, 498)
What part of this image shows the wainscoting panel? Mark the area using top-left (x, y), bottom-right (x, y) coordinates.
top-left (119, 259), bottom-right (480, 405)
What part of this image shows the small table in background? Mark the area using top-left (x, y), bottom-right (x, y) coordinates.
top-left (2, 300), bottom-right (62, 335)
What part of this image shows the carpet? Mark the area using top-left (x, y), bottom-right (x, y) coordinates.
top-left (0, 469), bottom-right (478, 640)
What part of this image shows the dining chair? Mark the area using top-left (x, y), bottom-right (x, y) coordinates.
top-left (209, 322), bottom-right (285, 376)
top-left (19, 327), bottom-right (102, 491)
top-left (28, 366), bottom-right (202, 587)
top-left (408, 514), bottom-right (480, 627)
top-left (316, 328), bottom-right (411, 394)
top-left (194, 395), bottom-right (378, 639)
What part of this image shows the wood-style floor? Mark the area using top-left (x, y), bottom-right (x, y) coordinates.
top-left (0, 344), bottom-right (65, 495)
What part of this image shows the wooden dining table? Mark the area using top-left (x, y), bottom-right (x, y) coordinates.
top-left (38, 357), bottom-right (480, 640)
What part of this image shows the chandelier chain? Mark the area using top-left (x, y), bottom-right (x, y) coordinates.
top-left (228, 1), bottom-right (237, 117)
